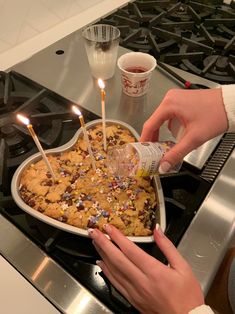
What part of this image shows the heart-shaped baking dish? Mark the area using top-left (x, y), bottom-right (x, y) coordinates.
top-left (11, 119), bottom-right (166, 243)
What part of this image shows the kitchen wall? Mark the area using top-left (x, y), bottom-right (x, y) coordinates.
top-left (0, 0), bottom-right (131, 70)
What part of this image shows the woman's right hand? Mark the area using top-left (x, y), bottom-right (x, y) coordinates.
top-left (140, 88), bottom-right (228, 173)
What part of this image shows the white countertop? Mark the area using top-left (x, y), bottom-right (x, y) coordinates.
top-left (1, 0), bottom-right (131, 71)
top-left (0, 255), bottom-right (60, 314)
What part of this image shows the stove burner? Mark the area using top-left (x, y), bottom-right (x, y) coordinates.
top-left (25, 215), bottom-right (99, 262)
top-left (0, 92), bottom-right (63, 167)
top-left (100, 0), bottom-right (235, 84)
top-left (0, 72), bottom-right (83, 174)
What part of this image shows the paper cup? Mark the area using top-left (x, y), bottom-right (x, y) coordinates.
top-left (118, 52), bottom-right (157, 97)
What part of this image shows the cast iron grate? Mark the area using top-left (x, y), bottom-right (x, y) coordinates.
top-left (100, 0), bottom-right (235, 83)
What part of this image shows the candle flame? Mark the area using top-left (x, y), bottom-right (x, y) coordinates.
top-left (72, 105), bottom-right (82, 116)
top-left (98, 78), bottom-right (105, 90)
top-left (17, 114), bottom-right (30, 126)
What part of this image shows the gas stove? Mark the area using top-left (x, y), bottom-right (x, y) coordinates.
top-left (100, 0), bottom-right (235, 84)
top-left (0, 70), bottom-right (219, 313)
top-left (1, 1), bottom-right (235, 313)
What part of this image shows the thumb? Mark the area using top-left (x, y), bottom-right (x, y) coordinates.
top-left (154, 224), bottom-right (189, 270)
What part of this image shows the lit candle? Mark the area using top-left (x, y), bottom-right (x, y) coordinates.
top-left (72, 106), bottom-right (96, 171)
top-left (98, 78), bottom-right (107, 151)
top-left (17, 114), bottom-right (57, 181)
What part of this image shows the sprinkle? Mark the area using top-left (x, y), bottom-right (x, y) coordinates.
top-left (107, 197), bottom-right (112, 203)
top-left (130, 194), bottom-right (136, 200)
top-left (92, 201), bottom-right (99, 209)
top-left (101, 210), bottom-right (110, 217)
top-left (61, 203), bottom-right (68, 210)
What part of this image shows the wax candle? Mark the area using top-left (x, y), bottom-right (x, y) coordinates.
top-left (72, 106), bottom-right (96, 171)
top-left (98, 78), bottom-right (107, 151)
top-left (17, 114), bottom-right (57, 181)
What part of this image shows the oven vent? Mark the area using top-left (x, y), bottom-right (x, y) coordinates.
top-left (200, 133), bottom-right (235, 183)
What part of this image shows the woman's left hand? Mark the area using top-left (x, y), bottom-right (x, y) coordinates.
top-left (88, 224), bottom-right (204, 314)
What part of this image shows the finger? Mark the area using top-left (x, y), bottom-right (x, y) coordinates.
top-left (140, 105), bottom-right (174, 142)
top-left (96, 260), bottom-right (132, 302)
top-left (154, 224), bottom-right (189, 271)
top-left (97, 260), bottom-right (145, 310)
top-left (104, 224), bottom-right (165, 274)
top-left (89, 228), bottom-right (147, 282)
top-left (140, 128), bottom-right (159, 142)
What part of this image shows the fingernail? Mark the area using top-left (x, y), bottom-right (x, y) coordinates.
top-left (155, 223), bottom-right (164, 237)
top-left (96, 260), bottom-right (101, 267)
top-left (88, 228), bottom-right (97, 239)
top-left (159, 161), bottom-right (171, 174)
top-left (104, 224), bottom-right (112, 234)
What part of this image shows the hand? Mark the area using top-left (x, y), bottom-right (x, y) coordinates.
top-left (89, 225), bottom-right (204, 314)
top-left (140, 88), bottom-right (228, 173)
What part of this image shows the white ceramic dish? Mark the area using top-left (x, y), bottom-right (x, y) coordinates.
top-left (11, 119), bottom-right (166, 243)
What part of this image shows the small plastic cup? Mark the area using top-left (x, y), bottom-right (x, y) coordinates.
top-left (82, 24), bottom-right (120, 80)
top-left (117, 52), bottom-right (157, 97)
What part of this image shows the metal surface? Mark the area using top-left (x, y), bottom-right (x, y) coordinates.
top-left (11, 119), bottom-right (166, 243)
top-left (12, 31), bottom-right (221, 169)
top-left (184, 135), bottom-right (223, 170)
top-left (0, 255), bottom-right (60, 314)
top-left (178, 148), bottom-right (235, 294)
top-left (10, 29), bottom-right (235, 299)
top-left (0, 215), bottom-right (112, 314)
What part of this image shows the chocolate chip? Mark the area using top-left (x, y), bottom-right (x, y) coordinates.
top-left (28, 199), bottom-right (35, 207)
top-left (119, 140), bottom-right (125, 145)
top-left (87, 220), bottom-right (96, 228)
top-left (38, 207), bottom-right (44, 213)
top-left (71, 173), bottom-right (80, 183)
top-left (65, 186), bottom-right (73, 193)
top-left (66, 199), bottom-right (73, 206)
top-left (76, 204), bottom-right (84, 211)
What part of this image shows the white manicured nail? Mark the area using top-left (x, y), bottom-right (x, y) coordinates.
top-left (155, 223), bottom-right (164, 237)
top-left (159, 161), bottom-right (171, 174)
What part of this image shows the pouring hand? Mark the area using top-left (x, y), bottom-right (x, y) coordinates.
top-left (140, 88), bottom-right (228, 173)
top-left (89, 224), bottom-right (204, 314)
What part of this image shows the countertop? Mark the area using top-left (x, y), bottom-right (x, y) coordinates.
top-left (0, 0), bottom-right (131, 71)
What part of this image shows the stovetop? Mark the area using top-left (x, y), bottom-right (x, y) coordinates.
top-left (100, 0), bottom-right (235, 84)
top-left (0, 67), bottom-right (235, 312)
top-left (0, 70), bottom-right (217, 313)
top-left (1, 1), bottom-right (235, 313)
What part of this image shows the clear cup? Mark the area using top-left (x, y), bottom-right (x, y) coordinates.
top-left (117, 52), bottom-right (157, 97)
top-left (82, 24), bottom-right (120, 80)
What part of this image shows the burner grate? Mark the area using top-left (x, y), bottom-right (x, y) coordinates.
top-left (99, 0), bottom-right (235, 84)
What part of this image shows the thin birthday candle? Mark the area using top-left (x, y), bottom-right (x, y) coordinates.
top-left (17, 114), bottom-right (57, 181)
top-left (72, 106), bottom-right (96, 171)
top-left (98, 78), bottom-right (107, 151)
